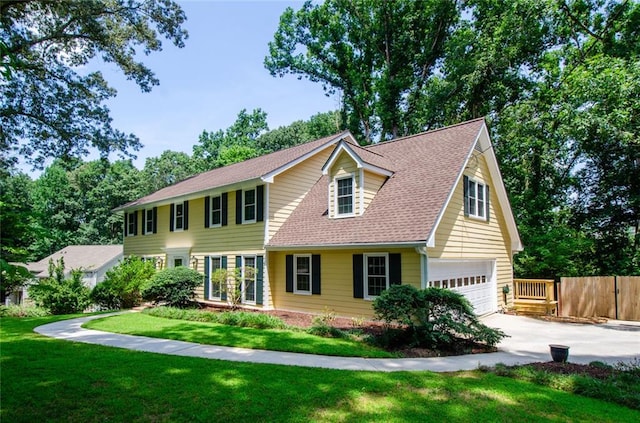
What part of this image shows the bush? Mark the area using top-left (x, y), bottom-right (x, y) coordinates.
top-left (91, 256), bottom-right (156, 310)
top-left (28, 259), bottom-right (92, 315)
top-left (141, 267), bottom-right (203, 308)
top-left (143, 307), bottom-right (287, 329)
top-left (373, 285), bottom-right (507, 350)
top-left (0, 304), bottom-right (50, 317)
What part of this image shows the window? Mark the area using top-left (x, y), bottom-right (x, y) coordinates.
top-left (174, 258), bottom-right (183, 267)
top-left (144, 209), bottom-right (155, 234)
top-left (210, 195), bottom-right (222, 227)
top-left (336, 175), bottom-right (354, 215)
top-left (464, 176), bottom-right (489, 220)
top-left (294, 255), bottom-right (311, 294)
top-left (364, 254), bottom-right (388, 299)
top-left (126, 212), bottom-right (137, 236)
top-left (244, 189), bottom-right (256, 223)
top-left (209, 257), bottom-right (223, 299)
top-left (241, 256), bottom-right (256, 303)
top-left (175, 203), bottom-right (184, 230)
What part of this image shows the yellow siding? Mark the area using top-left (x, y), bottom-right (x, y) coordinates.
top-left (270, 248), bottom-right (421, 318)
top-left (363, 170), bottom-right (387, 212)
top-left (428, 153), bottom-right (514, 308)
top-left (268, 147), bottom-right (333, 241)
top-left (328, 152), bottom-right (360, 217)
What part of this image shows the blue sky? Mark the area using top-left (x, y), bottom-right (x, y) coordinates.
top-left (94, 0), bottom-right (336, 169)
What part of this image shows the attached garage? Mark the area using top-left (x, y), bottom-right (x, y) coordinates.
top-left (427, 259), bottom-right (497, 315)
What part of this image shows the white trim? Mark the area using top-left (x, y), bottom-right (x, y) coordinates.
top-left (333, 174), bottom-right (356, 218)
top-left (241, 255), bottom-right (257, 305)
top-left (143, 208), bottom-right (155, 235)
top-left (322, 140), bottom-right (393, 177)
top-left (425, 122), bottom-right (523, 252)
top-left (208, 194), bottom-right (223, 228)
top-left (173, 202), bottom-right (185, 232)
top-left (359, 168), bottom-right (364, 216)
top-left (207, 256), bottom-right (224, 301)
top-left (363, 253), bottom-right (389, 300)
top-left (293, 254), bottom-right (312, 295)
top-left (261, 132), bottom-right (350, 183)
top-left (242, 188), bottom-right (257, 224)
top-left (266, 241), bottom-right (424, 251)
top-left (465, 177), bottom-right (488, 220)
top-left (263, 183), bottom-right (270, 244)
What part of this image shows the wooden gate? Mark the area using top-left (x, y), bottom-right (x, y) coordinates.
top-left (559, 276), bottom-right (640, 321)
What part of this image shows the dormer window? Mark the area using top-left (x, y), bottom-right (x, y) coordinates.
top-left (336, 175), bottom-right (355, 216)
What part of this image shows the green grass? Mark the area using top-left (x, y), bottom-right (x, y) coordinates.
top-left (84, 312), bottom-right (393, 358)
top-left (2, 315), bottom-right (639, 422)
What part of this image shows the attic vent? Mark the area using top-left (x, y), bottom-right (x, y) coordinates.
top-left (474, 143), bottom-right (483, 152)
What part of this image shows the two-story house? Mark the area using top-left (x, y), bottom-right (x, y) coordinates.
top-left (116, 118), bottom-right (522, 317)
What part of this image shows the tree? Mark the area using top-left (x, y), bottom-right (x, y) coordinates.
top-left (142, 150), bottom-right (198, 193)
top-left (193, 109), bottom-right (267, 171)
top-left (265, 0), bottom-right (459, 142)
top-left (0, 0), bottom-right (188, 168)
top-left (256, 110), bottom-right (342, 153)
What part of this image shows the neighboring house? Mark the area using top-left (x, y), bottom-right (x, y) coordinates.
top-left (26, 245), bottom-right (124, 288)
top-left (116, 118), bottom-right (522, 317)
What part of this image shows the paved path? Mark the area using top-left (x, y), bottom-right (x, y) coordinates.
top-left (34, 312), bottom-right (639, 373)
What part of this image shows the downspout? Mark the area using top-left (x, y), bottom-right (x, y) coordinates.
top-left (415, 246), bottom-right (429, 289)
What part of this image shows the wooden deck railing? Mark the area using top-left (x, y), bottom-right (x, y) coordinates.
top-left (513, 279), bottom-right (557, 315)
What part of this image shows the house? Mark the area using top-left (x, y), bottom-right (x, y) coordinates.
top-left (116, 118), bottom-right (522, 317)
top-left (26, 245), bottom-right (124, 288)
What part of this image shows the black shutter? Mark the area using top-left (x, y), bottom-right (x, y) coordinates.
top-left (463, 175), bottom-right (469, 217)
top-left (124, 212), bottom-right (128, 236)
top-left (221, 256), bottom-right (228, 301)
top-left (170, 203), bottom-right (175, 232)
top-left (257, 185), bottom-right (264, 222)
top-left (353, 254), bottom-right (364, 299)
top-left (204, 196), bottom-right (210, 228)
top-left (256, 256), bottom-right (264, 305)
top-left (235, 190), bottom-right (242, 224)
top-left (133, 211), bottom-right (138, 236)
top-left (312, 254), bottom-right (321, 295)
top-left (285, 255), bottom-right (294, 293)
top-left (485, 185), bottom-right (490, 222)
top-left (389, 253), bottom-right (402, 286)
top-left (152, 207), bottom-right (158, 234)
top-left (221, 192), bottom-right (228, 226)
top-left (204, 256), bottom-right (210, 299)
top-left (183, 201), bottom-right (189, 230)
top-left (141, 209), bottom-right (146, 235)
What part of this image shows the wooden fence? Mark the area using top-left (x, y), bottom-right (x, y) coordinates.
top-left (559, 276), bottom-right (640, 321)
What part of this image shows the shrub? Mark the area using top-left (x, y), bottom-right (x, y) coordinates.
top-left (0, 304), bottom-right (50, 317)
top-left (141, 267), bottom-right (203, 308)
top-left (91, 256), bottom-right (156, 310)
top-left (143, 307), bottom-right (287, 329)
top-left (28, 259), bottom-right (92, 315)
top-left (373, 285), bottom-right (507, 350)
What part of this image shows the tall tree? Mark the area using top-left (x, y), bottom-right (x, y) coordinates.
top-left (193, 109), bottom-right (267, 171)
top-left (142, 150), bottom-right (199, 193)
top-left (265, 0), bottom-right (458, 142)
top-left (256, 110), bottom-right (342, 153)
top-left (0, 0), bottom-right (187, 169)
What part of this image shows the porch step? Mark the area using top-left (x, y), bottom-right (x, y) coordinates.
top-left (514, 299), bottom-right (558, 316)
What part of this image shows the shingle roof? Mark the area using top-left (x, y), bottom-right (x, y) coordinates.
top-left (26, 245), bottom-right (123, 276)
top-left (118, 131), bottom-right (349, 210)
top-left (268, 119), bottom-right (486, 246)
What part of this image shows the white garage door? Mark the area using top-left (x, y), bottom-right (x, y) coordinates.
top-left (427, 260), bottom-right (497, 315)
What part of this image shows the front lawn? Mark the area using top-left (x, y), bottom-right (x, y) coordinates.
top-left (84, 312), bottom-right (394, 358)
top-left (2, 315), bottom-right (639, 422)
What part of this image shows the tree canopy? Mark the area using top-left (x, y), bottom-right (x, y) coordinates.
top-left (0, 0), bottom-right (188, 169)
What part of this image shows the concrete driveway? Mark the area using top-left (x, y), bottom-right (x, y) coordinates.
top-left (34, 312), bottom-right (639, 372)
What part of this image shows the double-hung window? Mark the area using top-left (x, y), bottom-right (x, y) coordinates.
top-left (209, 256), bottom-right (223, 299)
top-left (126, 212), bottom-right (137, 236)
top-left (294, 255), bottom-right (311, 294)
top-left (336, 175), bottom-right (354, 216)
top-left (241, 256), bottom-right (256, 303)
top-left (364, 253), bottom-right (388, 299)
top-left (464, 176), bottom-right (489, 220)
top-left (243, 189), bottom-right (256, 223)
top-left (210, 195), bottom-right (222, 227)
top-left (144, 209), bottom-right (154, 234)
top-left (174, 202), bottom-right (185, 230)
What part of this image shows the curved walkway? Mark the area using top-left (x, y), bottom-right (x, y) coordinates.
top-left (34, 312), bottom-right (640, 373)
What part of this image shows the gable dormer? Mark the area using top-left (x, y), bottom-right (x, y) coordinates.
top-left (322, 140), bottom-right (393, 218)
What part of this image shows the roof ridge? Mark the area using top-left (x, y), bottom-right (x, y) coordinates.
top-left (365, 117), bottom-right (485, 150)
